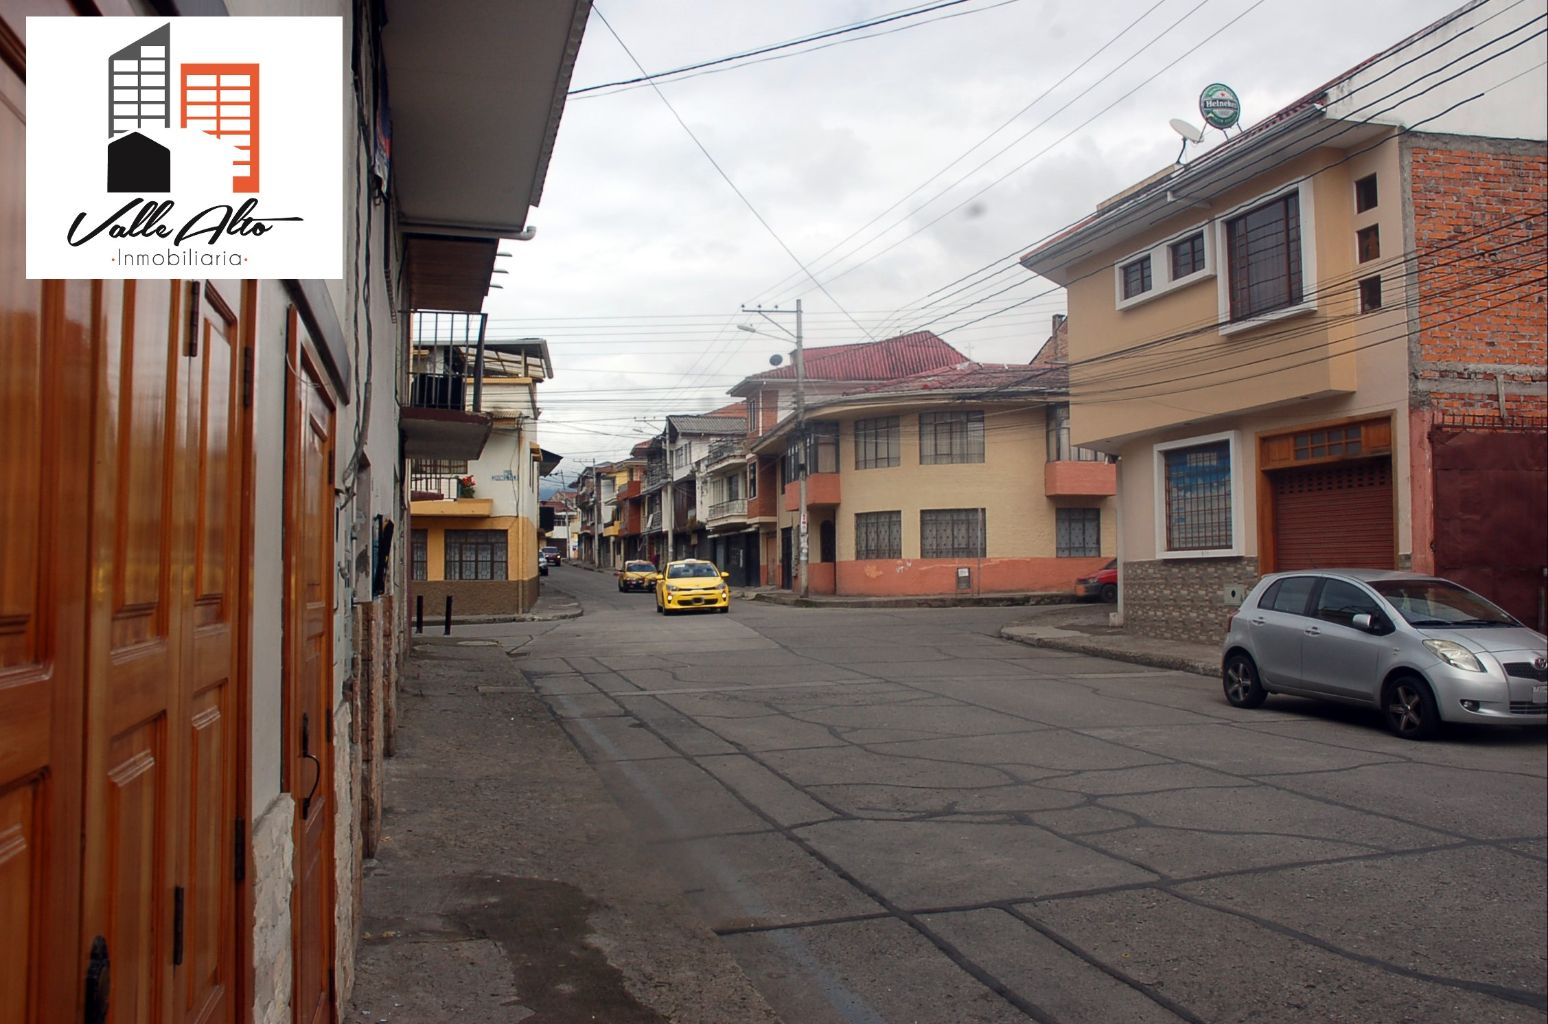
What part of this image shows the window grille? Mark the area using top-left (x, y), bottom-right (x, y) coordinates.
top-left (919, 411), bottom-right (985, 465)
top-left (854, 416), bottom-right (900, 469)
top-left (1163, 441), bottom-right (1232, 551)
top-left (1056, 508), bottom-right (1101, 557)
top-left (410, 529), bottom-right (428, 581)
top-left (1121, 256), bottom-right (1152, 299)
top-left (1170, 233), bottom-right (1206, 278)
top-left (920, 508), bottom-right (985, 559)
top-left (1227, 192), bottom-right (1302, 320)
top-left (444, 529), bottom-right (508, 580)
top-left (855, 511), bottom-right (902, 560)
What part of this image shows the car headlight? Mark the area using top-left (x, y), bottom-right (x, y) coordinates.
top-left (1423, 639), bottom-right (1484, 672)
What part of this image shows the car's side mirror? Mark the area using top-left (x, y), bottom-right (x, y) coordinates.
top-left (721, 571), bottom-right (730, 579)
top-left (1351, 613), bottom-right (1373, 631)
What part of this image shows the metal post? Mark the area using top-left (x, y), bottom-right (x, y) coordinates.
top-left (443, 595), bottom-right (452, 635)
top-left (415, 594), bottom-right (423, 634)
top-left (795, 299), bottom-right (809, 599)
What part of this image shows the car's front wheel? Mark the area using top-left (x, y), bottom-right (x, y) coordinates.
top-left (1383, 676), bottom-right (1441, 740)
top-left (1223, 652), bottom-right (1267, 708)
top-left (1100, 583), bottom-right (1117, 603)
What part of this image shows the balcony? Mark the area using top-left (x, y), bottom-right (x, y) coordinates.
top-left (784, 472), bottom-right (841, 511)
top-left (707, 498), bottom-right (748, 530)
top-left (702, 437), bottom-right (746, 473)
top-left (401, 310), bottom-right (494, 461)
top-left (1044, 460), bottom-right (1118, 497)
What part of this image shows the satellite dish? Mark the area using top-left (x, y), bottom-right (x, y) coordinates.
top-left (1170, 118), bottom-right (1204, 143)
top-left (768, 354), bottom-right (784, 367)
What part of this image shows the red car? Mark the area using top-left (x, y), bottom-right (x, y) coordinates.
top-left (1075, 559), bottom-right (1118, 603)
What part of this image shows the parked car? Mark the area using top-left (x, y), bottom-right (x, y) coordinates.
top-left (540, 546), bottom-right (561, 566)
top-left (1222, 569), bottom-right (1547, 740)
top-left (537, 552), bottom-right (548, 578)
top-left (655, 558), bottom-right (730, 615)
top-left (617, 560), bottom-right (659, 593)
top-left (1075, 559), bottom-right (1118, 603)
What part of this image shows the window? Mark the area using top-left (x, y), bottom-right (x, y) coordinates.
top-left (808, 421), bottom-right (839, 474)
top-left (411, 529), bottom-right (428, 581)
top-left (1056, 508), bottom-right (1101, 557)
top-left (1162, 440), bottom-right (1232, 551)
top-left (1293, 425), bottom-right (1362, 461)
top-left (919, 411), bottom-right (985, 465)
top-left (854, 416), bottom-right (900, 469)
top-left (1315, 578), bottom-right (1383, 629)
top-left (1170, 232), bottom-right (1206, 279)
top-left (1259, 575), bottom-right (1316, 615)
top-left (1359, 276), bottom-right (1382, 313)
top-left (1356, 225), bottom-right (1380, 263)
top-left (855, 511), bottom-right (902, 560)
top-left (443, 529), bottom-right (507, 580)
top-left (1354, 173), bottom-right (1378, 213)
top-left (725, 472), bottom-right (741, 501)
top-left (746, 464), bottom-right (757, 499)
top-left (921, 508), bottom-right (985, 559)
top-left (1044, 403), bottom-right (1106, 462)
top-left (1121, 255), bottom-right (1152, 299)
top-left (1226, 192), bottom-right (1302, 320)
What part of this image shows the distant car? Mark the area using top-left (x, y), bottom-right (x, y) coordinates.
top-left (1222, 569), bottom-right (1547, 739)
top-left (655, 558), bottom-right (730, 615)
top-left (537, 552), bottom-right (548, 577)
top-left (617, 560), bottom-right (659, 593)
top-left (1075, 559), bottom-right (1117, 603)
top-left (540, 546), bottom-right (561, 566)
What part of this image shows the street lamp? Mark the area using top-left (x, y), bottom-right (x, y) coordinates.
top-left (738, 299), bottom-right (806, 598)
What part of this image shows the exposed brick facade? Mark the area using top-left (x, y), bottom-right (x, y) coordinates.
top-left (1123, 557), bottom-right (1259, 645)
top-left (1406, 135), bottom-right (1547, 419)
top-left (409, 577), bottom-right (539, 618)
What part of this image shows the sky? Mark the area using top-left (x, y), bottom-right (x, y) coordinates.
top-left (489, 0), bottom-right (1472, 483)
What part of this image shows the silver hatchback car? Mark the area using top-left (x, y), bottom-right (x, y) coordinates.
top-left (1222, 570), bottom-right (1547, 739)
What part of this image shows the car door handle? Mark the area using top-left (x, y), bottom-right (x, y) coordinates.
top-left (1250, 617), bottom-right (1266, 626)
top-left (1304, 626), bottom-right (1321, 636)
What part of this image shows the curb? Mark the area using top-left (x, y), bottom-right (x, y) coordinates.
top-left (752, 591), bottom-right (1079, 610)
top-left (998, 627), bottom-right (1218, 677)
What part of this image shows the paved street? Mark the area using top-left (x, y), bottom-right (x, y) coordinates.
top-left (484, 568), bottom-right (1547, 1024)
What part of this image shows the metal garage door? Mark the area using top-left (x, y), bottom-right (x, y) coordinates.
top-left (1272, 458), bottom-right (1394, 570)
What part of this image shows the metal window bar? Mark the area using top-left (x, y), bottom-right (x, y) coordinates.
top-left (410, 310), bottom-right (489, 412)
top-left (1056, 508), bottom-right (1101, 557)
top-left (410, 529), bottom-right (428, 581)
top-left (1164, 442), bottom-right (1232, 550)
top-left (920, 509), bottom-right (985, 559)
top-left (443, 529), bottom-right (507, 581)
top-left (855, 511), bottom-right (902, 560)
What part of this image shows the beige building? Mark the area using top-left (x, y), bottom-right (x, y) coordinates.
top-left (1020, 2), bottom-right (1547, 641)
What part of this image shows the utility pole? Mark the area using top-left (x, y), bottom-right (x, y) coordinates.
top-left (739, 300), bottom-right (806, 598)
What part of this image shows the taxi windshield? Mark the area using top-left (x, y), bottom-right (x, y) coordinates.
top-left (625, 562), bottom-right (656, 573)
top-left (667, 563), bottom-right (720, 579)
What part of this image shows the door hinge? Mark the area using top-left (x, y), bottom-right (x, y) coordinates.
top-left (186, 282), bottom-right (202, 357)
top-left (241, 346), bottom-right (254, 409)
top-left (171, 886), bottom-right (185, 967)
top-left (233, 819), bottom-right (247, 884)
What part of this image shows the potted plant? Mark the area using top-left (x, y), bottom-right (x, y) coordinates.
top-left (457, 474), bottom-right (476, 498)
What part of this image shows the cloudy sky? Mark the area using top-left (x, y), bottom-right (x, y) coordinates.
top-left (488, 0), bottom-right (1472, 480)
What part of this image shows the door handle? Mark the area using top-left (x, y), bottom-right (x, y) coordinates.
top-left (84, 935), bottom-right (110, 1024)
top-left (1250, 617), bottom-right (1266, 626)
top-left (1304, 626), bottom-right (1322, 636)
top-left (300, 712), bottom-right (322, 819)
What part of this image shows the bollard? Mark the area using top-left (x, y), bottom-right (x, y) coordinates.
top-left (443, 595), bottom-right (452, 635)
top-left (415, 594), bottom-right (423, 634)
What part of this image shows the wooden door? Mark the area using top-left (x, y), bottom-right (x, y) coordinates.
top-left (285, 308), bottom-right (336, 1024)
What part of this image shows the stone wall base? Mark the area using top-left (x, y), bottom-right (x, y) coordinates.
top-left (250, 794), bottom-right (296, 1024)
top-left (410, 578), bottom-right (539, 617)
top-left (334, 697), bottom-right (360, 1016)
top-left (1124, 557), bottom-right (1260, 644)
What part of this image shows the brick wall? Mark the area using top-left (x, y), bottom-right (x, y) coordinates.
top-left (1124, 556), bottom-right (1259, 644)
top-left (1407, 136), bottom-right (1547, 420)
top-left (409, 578), bottom-right (539, 618)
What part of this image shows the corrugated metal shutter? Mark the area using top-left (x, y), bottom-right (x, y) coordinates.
top-left (1273, 458), bottom-right (1394, 570)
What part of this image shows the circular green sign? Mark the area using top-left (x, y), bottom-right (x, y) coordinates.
top-left (1199, 82), bottom-right (1241, 130)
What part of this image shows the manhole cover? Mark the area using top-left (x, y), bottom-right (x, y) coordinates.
top-left (457, 640), bottom-right (501, 647)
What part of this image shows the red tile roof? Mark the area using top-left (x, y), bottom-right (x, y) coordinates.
top-left (742, 331), bottom-right (965, 384)
top-left (703, 400), bottom-right (747, 418)
top-left (845, 360), bottom-right (1066, 397)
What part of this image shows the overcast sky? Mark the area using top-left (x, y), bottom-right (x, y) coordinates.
top-left (486, 0), bottom-right (1470, 479)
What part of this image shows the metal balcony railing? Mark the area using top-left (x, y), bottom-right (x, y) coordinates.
top-left (409, 310), bottom-right (489, 412)
top-left (708, 498), bottom-right (747, 521)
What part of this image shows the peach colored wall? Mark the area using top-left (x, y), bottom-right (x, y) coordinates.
top-left (836, 556), bottom-right (1108, 596)
top-left (783, 472), bottom-right (841, 511)
top-left (1044, 460), bottom-right (1117, 497)
top-left (808, 562), bottom-right (836, 595)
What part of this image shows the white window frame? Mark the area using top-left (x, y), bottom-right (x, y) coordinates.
top-left (1152, 430), bottom-right (1244, 560)
top-left (1113, 219), bottom-right (1215, 311)
top-left (1215, 178), bottom-right (1318, 336)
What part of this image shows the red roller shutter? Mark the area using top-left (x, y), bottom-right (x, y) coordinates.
top-left (1272, 458), bottom-right (1394, 570)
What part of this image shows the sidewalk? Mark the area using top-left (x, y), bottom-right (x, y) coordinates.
top-left (752, 589), bottom-right (1077, 609)
top-left (998, 604), bottom-right (1220, 677)
top-left (349, 634), bottom-right (781, 1023)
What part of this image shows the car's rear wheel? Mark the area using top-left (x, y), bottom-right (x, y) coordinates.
top-left (1383, 676), bottom-right (1441, 740)
top-left (1100, 583), bottom-right (1117, 603)
top-left (1222, 653), bottom-right (1267, 708)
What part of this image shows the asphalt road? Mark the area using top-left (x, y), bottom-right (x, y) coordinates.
top-left (493, 567), bottom-right (1548, 1024)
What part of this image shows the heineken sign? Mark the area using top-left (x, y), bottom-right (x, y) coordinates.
top-left (1199, 83), bottom-right (1241, 130)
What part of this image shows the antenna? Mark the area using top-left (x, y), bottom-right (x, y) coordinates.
top-left (1170, 118), bottom-right (1204, 164)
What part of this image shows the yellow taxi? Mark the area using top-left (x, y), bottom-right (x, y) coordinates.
top-left (654, 558), bottom-right (731, 615)
top-left (617, 560), bottom-right (659, 593)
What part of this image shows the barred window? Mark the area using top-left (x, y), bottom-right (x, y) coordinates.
top-left (855, 511), bottom-right (902, 560)
top-left (444, 529), bottom-right (508, 580)
top-left (1121, 255), bottom-right (1152, 299)
top-left (1055, 508), bottom-right (1101, 557)
top-left (854, 416), bottom-right (900, 469)
top-left (920, 508), bottom-right (985, 559)
top-left (1162, 441), bottom-right (1232, 551)
top-left (1226, 192), bottom-right (1303, 320)
top-left (411, 529), bottom-right (428, 581)
top-left (919, 411), bottom-right (984, 465)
